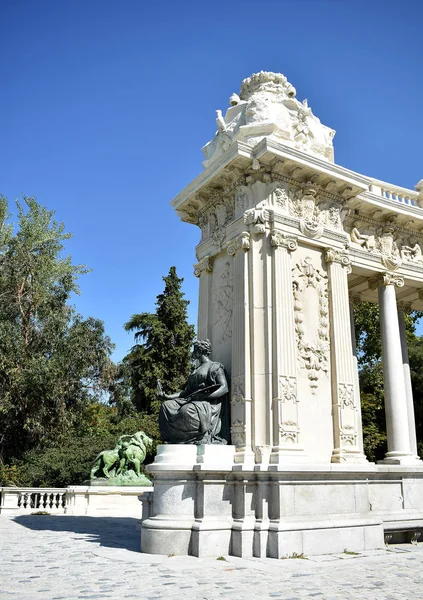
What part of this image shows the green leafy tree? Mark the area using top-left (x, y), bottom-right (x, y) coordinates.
top-left (0, 196), bottom-right (115, 462)
top-left (117, 266), bottom-right (195, 415)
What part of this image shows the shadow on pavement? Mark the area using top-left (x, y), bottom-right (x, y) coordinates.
top-left (14, 515), bottom-right (140, 553)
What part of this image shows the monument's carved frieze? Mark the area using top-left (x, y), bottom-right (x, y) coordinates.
top-left (346, 213), bottom-right (423, 270)
top-left (292, 257), bottom-right (330, 394)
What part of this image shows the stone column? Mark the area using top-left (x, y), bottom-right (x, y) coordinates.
top-left (227, 233), bottom-right (255, 466)
top-left (325, 250), bottom-right (367, 463)
top-left (244, 205), bottom-right (273, 464)
top-left (370, 273), bottom-right (415, 464)
top-left (269, 231), bottom-right (305, 464)
top-left (193, 255), bottom-right (213, 340)
top-left (397, 303), bottom-right (420, 460)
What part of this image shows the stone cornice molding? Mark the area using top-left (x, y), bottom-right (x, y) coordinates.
top-left (227, 232), bottom-right (251, 256)
top-left (193, 256), bottom-right (213, 278)
top-left (369, 272), bottom-right (404, 289)
top-left (324, 249), bottom-right (352, 272)
top-left (270, 232), bottom-right (298, 252)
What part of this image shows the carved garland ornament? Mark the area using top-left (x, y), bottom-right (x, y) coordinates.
top-left (292, 257), bottom-right (330, 394)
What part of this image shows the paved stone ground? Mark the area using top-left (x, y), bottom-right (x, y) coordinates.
top-left (1, 516), bottom-right (423, 600)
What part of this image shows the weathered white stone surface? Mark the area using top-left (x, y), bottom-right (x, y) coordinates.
top-left (148, 70), bottom-right (423, 558)
top-left (202, 71), bottom-right (335, 168)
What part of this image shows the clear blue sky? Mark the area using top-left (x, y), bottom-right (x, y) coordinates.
top-left (1, 0), bottom-right (422, 361)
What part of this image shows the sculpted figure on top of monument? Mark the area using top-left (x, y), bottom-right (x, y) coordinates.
top-left (202, 71), bottom-right (335, 168)
top-left (157, 339), bottom-right (230, 445)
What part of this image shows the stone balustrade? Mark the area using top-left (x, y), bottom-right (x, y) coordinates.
top-left (0, 485), bottom-right (153, 518)
top-left (369, 179), bottom-right (419, 206)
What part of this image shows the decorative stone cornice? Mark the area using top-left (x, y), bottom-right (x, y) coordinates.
top-left (193, 255), bottom-right (213, 277)
top-left (324, 249), bottom-right (352, 272)
top-left (227, 232), bottom-right (251, 256)
top-left (369, 272), bottom-right (404, 289)
top-left (270, 232), bottom-right (298, 252)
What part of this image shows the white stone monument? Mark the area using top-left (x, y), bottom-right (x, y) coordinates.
top-left (141, 71), bottom-right (423, 558)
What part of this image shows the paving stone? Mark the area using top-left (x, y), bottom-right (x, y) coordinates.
top-left (1, 516), bottom-right (423, 599)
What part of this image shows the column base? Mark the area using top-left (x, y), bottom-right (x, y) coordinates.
top-left (331, 448), bottom-right (369, 464)
top-left (270, 446), bottom-right (309, 464)
top-left (233, 447), bottom-right (255, 468)
top-left (378, 451), bottom-right (421, 465)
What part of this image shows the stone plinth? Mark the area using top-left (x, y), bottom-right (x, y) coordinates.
top-left (142, 447), bottom-right (423, 557)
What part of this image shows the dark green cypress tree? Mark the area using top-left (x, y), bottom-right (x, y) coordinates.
top-left (120, 267), bottom-right (195, 415)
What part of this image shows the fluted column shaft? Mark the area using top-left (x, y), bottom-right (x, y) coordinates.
top-left (227, 234), bottom-right (255, 466)
top-left (270, 232), bottom-right (304, 464)
top-left (194, 256), bottom-right (213, 340)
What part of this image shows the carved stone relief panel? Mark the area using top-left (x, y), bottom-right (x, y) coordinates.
top-left (231, 420), bottom-right (246, 448)
top-left (270, 179), bottom-right (347, 239)
top-left (197, 191), bottom-right (235, 247)
top-left (279, 420), bottom-right (300, 444)
top-left (211, 259), bottom-right (233, 344)
top-left (339, 383), bottom-right (355, 409)
top-left (292, 256), bottom-right (330, 394)
top-left (231, 375), bottom-right (245, 405)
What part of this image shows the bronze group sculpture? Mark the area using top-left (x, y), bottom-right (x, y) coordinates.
top-left (157, 339), bottom-right (230, 444)
top-left (90, 431), bottom-right (153, 486)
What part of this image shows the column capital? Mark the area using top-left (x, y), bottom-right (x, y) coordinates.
top-left (227, 232), bottom-right (250, 256)
top-left (324, 248), bottom-right (351, 272)
top-left (349, 292), bottom-right (362, 306)
top-left (397, 301), bottom-right (413, 314)
top-left (270, 231), bottom-right (298, 252)
top-left (369, 272), bottom-right (404, 289)
top-left (193, 255), bottom-right (213, 277)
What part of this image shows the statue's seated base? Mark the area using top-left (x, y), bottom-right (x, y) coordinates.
top-left (141, 445), bottom-right (423, 558)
